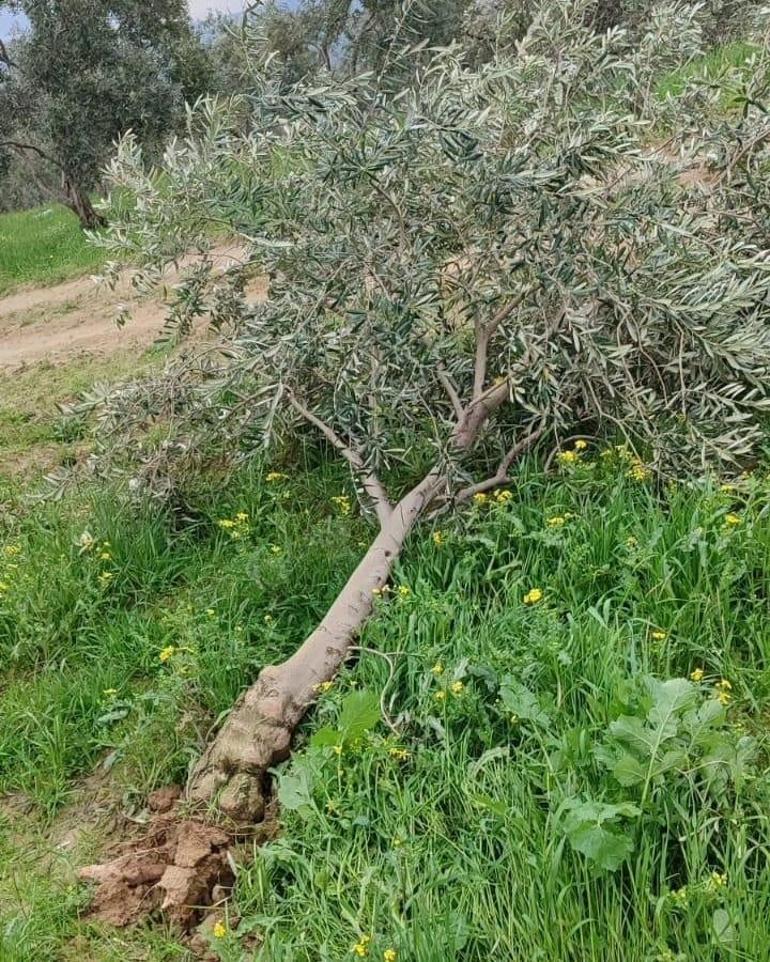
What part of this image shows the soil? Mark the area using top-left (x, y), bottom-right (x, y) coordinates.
top-left (0, 244), bottom-right (260, 369)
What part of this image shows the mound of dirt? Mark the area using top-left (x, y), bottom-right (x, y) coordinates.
top-left (79, 815), bottom-right (233, 929)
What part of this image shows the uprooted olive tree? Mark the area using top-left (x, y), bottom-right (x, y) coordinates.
top-left (90, 0), bottom-right (770, 822)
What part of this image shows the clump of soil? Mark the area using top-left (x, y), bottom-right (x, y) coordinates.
top-left (79, 787), bottom-right (280, 934)
top-left (79, 812), bottom-right (233, 929)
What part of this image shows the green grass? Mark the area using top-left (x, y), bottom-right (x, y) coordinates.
top-left (1, 450), bottom-right (770, 960)
top-left (0, 204), bottom-right (106, 295)
top-left (657, 40), bottom-right (760, 100)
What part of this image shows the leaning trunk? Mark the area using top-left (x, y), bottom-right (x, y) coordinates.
top-left (62, 176), bottom-right (106, 231)
top-left (186, 471), bottom-right (442, 822)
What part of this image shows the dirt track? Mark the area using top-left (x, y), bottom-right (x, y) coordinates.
top-left (0, 244), bottom-right (251, 369)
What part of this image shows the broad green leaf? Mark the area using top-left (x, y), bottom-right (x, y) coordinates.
top-left (338, 690), bottom-right (381, 740)
top-left (612, 752), bottom-right (646, 786)
top-left (566, 821), bottom-right (635, 871)
top-left (499, 676), bottom-right (550, 727)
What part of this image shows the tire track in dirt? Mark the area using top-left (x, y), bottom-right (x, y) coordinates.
top-left (0, 243), bottom-right (256, 369)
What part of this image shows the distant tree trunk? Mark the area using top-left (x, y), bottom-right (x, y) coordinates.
top-left (62, 176), bottom-right (106, 231)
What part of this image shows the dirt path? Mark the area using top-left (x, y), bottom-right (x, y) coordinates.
top-left (0, 244), bottom-right (252, 369)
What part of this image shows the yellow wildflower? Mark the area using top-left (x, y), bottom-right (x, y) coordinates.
top-left (434, 690), bottom-right (447, 702)
top-left (99, 551), bottom-right (112, 561)
top-left (450, 680), bottom-right (465, 696)
top-left (218, 518), bottom-right (236, 529)
top-left (270, 544), bottom-right (282, 555)
top-left (353, 934), bottom-right (372, 957)
top-left (557, 450), bottom-right (579, 465)
top-left (384, 951), bottom-right (397, 962)
top-left (690, 668), bottom-right (705, 682)
top-left (628, 460), bottom-right (651, 482)
top-left (472, 492), bottom-right (488, 505)
top-left (332, 495), bottom-right (352, 515)
top-left (710, 871), bottom-right (727, 889)
top-left (523, 587), bottom-right (543, 605)
top-left (159, 645), bottom-right (176, 663)
top-left (574, 440), bottom-right (588, 451)
top-left (431, 662), bottom-right (444, 676)
top-left (724, 513), bottom-right (742, 526)
top-left (206, 608), bottom-right (216, 617)
top-left (547, 516), bottom-right (566, 527)
top-left (235, 511), bottom-right (249, 522)
top-left (212, 920), bottom-right (227, 938)
top-left (720, 483), bottom-right (736, 493)
top-left (397, 585), bottom-right (411, 598)
top-left (626, 536), bottom-right (638, 548)
top-left (333, 744), bottom-right (343, 756)
top-left (315, 680), bottom-right (334, 694)
top-left (494, 489), bottom-right (512, 504)
top-left (103, 688), bottom-right (118, 696)
top-left (3, 544), bottom-right (21, 557)
top-left (651, 630), bottom-right (667, 641)
top-left (392, 835), bottom-right (404, 848)
top-left (717, 678), bottom-right (732, 691)
top-left (389, 747), bottom-right (410, 761)
top-left (432, 531), bottom-right (444, 546)
top-left (266, 472), bottom-right (287, 483)
top-left (98, 571), bottom-right (114, 586)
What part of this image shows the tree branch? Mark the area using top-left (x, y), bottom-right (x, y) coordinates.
top-left (472, 288), bottom-right (530, 399)
top-left (437, 365), bottom-right (464, 421)
top-left (455, 423), bottom-right (547, 503)
top-left (288, 393), bottom-right (393, 526)
top-left (0, 139), bottom-right (64, 171)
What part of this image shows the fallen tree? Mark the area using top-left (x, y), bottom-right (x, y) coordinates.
top-left (91, 0), bottom-right (770, 825)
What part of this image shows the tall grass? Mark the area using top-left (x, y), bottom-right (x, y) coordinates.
top-left (1, 451), bottom-right (769, 960)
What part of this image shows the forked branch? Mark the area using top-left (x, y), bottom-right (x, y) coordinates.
top-left (288, 393), bottom-right (393, 526)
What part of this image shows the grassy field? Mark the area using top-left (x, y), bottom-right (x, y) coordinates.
top-left (1, 444), bottom-right (769, 961)
top-left (0, 204), bottom-right (106, 295)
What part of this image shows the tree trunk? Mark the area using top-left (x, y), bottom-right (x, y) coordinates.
top-left (62, 176), bottom-right (106, 231)
top-left (186, 471), bottom-right (442, 822)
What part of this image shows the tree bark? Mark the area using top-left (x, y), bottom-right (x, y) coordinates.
top-left (186, 470), bottom-right (443, 822)
top-left (62, 176), bottom-right (106, 231)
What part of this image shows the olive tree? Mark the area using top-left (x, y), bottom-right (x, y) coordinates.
top-left (0, 0), bottom-right (210, 227)
top-left (93, 0), bottom-right (770, 821)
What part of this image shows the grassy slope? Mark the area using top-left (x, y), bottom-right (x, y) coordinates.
top-left (2, 452), bottom-right (769, 961)
top-left (0, 204), bottom-right (105, 295)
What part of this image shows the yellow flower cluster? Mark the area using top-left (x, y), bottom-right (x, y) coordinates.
top-left (213, 920), bottom-right (227, 938)
top-left (547, 515), bottom-right (566, 527)
top-left (98, 570), bottom-right (114, 587)
top-left (332, 495), bottom-right (352, 515)
top-left (690, 667), bottom-right (705, 682)
top-left (353, 934), bottom-right (372, 957)
top-left (372, 585), bottom-right (391, 598)
top-left (432, 662), bottom-right (444, 676)
top-left (432, 530), bottom-right (444, 546)
top-left (494, 489), bottom-right (512, 504)
top-left (159, 645), bottom-right (176, 663)
top-left (709, 871), bottom-right (728, 889)
top-left (384, 951), bottom-right (397, 962)
top-left (315, 680), bottom-right (334, 694)
top-left (557, 450), bottom-right (579, 465)
top-left (3, 544), bottom-right (21, 557)
top-left (397, 585), bottom-right (411, 599)
top-left (218, 511), bottom-right (250, 540)
top-left (266, 471), bottom-right (288, 483)
top-left (389, 747), bottom-right (410, 762)
top-left (627, 458), bottom-right (651, 483)
top-left (435, 678), bottom-right (465, 701)
top-left (724, 513), bottom-right (742, 527)
top-left (523, 587), bottom-right (543, 605)
top-left (472, 492), bottom-right (488, 505)
top-left (651, 629), bottom-right (667, 642)
top-left (715, 678), bottom-right (732, 706)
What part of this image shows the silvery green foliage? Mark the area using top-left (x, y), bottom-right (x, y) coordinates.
top-left (93, 0), bottom-right (770, 492)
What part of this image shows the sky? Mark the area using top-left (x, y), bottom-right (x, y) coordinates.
top-left (0, 2), bottom-right (253, 39)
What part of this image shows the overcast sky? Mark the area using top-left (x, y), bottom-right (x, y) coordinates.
top-left (0, 3), bottom-right (252, 39)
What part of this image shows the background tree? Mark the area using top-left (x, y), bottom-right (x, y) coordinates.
top-left (87, 0), bottom-right (770, 821)
top-left (0, 0), bottom-right (211, 227)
